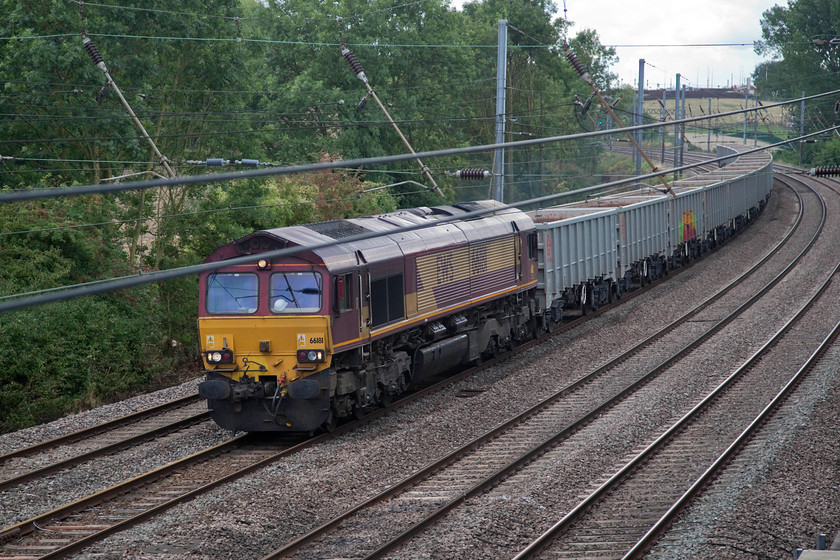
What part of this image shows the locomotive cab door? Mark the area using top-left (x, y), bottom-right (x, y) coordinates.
top-left (358, 269), bottom-right (371, 343)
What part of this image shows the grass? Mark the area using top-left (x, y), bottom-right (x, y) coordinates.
top-left (636, 96), bottom-right (792, 152)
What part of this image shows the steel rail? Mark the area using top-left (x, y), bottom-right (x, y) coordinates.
top-left (512, 172), bottom-right (834, 559)
top-left (259, 178), bottom-right (816, 560)
top-left (0, 394), bottom-right (200, 463)
top-left (0, 411), bottom-right (208, 492)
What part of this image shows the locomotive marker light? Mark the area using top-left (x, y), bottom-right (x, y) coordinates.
top-left (205, 349), bottom-right (233, 364)
top-left (297, 350), bottom-right (325, 363)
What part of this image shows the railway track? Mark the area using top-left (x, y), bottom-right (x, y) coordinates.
top-left (510, 171), bottom-right (840, 559)
top-left (0, 395), bottom-right (207, 493)
top-left (255, 176), bottom-right (825, 559)
top-left (0, 153), bottom-right (797, 559)
top-left (0, 433), bottom-right (311, 559)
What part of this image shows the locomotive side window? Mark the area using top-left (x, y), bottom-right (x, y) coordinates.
top-left (206, 273), bottom-right (259, 314)
top-left (336, 273), bottom-right (353, 312)
top-left (370, 274), bottom-right (404, 327)
top-left (270, 271), bottom-right (322, 313)
top-left (528, 232), bottom-right (538, 260)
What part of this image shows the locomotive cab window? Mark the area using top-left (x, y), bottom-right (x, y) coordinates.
top-left (270, 271), bottom-right (322, 313)
top-left (206, 273), bottom-right (259, 314)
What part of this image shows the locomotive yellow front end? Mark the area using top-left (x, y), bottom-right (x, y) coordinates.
top-left (197, 263), bottom-right (336, 432)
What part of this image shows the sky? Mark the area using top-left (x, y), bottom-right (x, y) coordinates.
top-left (564, 0), bottom-right (785, 89)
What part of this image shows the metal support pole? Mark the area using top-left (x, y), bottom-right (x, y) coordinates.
top-left (680, 84), bottom-right (686, 170)
top-left (493, 20), bottom-right (508, 202)
top-left (743, 86), bottom-right (749, 144)
top-left (660, 89), bottom-right (666, 164)
top-left (707, 98), bottom-right (712, 152)
top-left (635, 59), bottom-right (644, 176)
top-left (799, 91), bottom-right (805, 165)
top-left (673, 74), bottom-right (680, 180)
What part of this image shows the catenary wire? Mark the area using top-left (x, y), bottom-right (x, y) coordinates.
top-left (0, 121), bottom-right (836, 314)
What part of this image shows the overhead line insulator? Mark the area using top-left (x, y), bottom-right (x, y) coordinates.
top-left (809, 165), bottom-right (840, 176)
top-left (563, 41), bottom-right (591, 85)
top-left (341, 48), bottom-right (368, 84)
top-left (82, 37), bottom-right (107, 73)
top-left (448, 168), bottom-right (491, 180)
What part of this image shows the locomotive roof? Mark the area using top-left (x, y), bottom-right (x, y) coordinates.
top-left (204, 200), bottom-right (534, 272)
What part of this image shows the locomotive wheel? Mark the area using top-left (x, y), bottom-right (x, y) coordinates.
top-left (380, 392), bottom-right (393, 408)
top-left (322, 411), bottom-right (337, 433)
top-left (352, 405), bottom-right (365, 420)
top-left (490, 337), bottom-right (502, 358)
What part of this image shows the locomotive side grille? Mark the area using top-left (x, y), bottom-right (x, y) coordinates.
top-left (470, 237), bottom-right (516, 294)
top-left (306, 220), bottom-right (370, 239)
top-left (415, 237), bottom-right (517, 312)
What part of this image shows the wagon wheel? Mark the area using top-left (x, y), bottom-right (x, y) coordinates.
top-left (587, 284), bottom-right (599, 312)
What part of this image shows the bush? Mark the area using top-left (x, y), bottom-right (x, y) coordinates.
top-left (0, 288), bottom-right (175, 433)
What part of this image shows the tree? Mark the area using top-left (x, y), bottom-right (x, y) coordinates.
top-left (754, 0), bottom-right (840, 163)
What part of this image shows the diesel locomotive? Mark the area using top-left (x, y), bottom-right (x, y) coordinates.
top-left (198, 145), bottom-right (773, 433)
top-left (197, 200), bottom-right (540, 432)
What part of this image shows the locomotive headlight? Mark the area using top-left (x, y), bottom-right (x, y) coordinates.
top-left (212, 351), bottom-right (222, 362)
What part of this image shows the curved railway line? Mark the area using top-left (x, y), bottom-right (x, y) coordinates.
top-left (3, 153), bottom-right (838, 559)
top-left (255, 174), bottom-right (826, 560)
top-left (510, 175), bottom-right (840, 560)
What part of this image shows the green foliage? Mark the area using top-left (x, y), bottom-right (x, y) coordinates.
top-left (0, 291), bottom-right (173, 432)
top-left (813, 136), bottom-right (840, 166)
top-left (754, 0), bottom-right (840, 164)
top-left (0, 0), bottom-right (624, 432)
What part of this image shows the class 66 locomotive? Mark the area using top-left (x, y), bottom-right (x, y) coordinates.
top-left (198, 200), bottom-right (541, 433)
